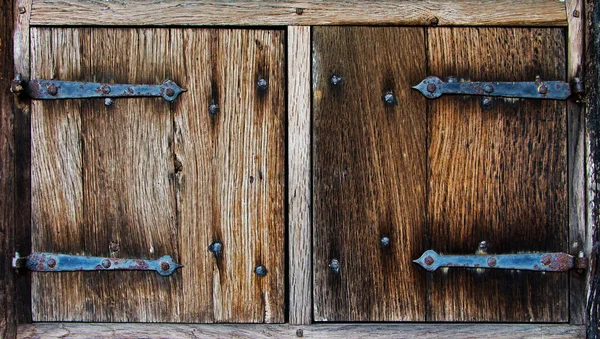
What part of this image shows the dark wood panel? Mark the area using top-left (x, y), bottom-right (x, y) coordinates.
top-left (171, 29), bottom-right (286, 323)
top-left (312, 26), bottom-right (427, 321)
top-left (427, 27), bottom-right (568, 322)
top-left (0, 0), bottom-right (16, 336)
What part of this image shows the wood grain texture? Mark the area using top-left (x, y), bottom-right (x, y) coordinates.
top-left (29, 0), bottom-right (567, 27)
top-left (1, 0), bottom-right (16, 336)
top-left (16, 323), bottom-right (586, 339)
top-left (288, 26), bottom-right (311, 326)
top-left (427, 27), bottom-right (568, 322)
top-left (312, 27), bottom-right (427, 322)
top-left (12, 0), bottom-right (32, 324)
top-left (30, 27), bottom-right (87, 321)
top-left (30, 27), bottom-right (285, 323)
top-left (566, 0), bottom-right (588, 325)
top-left (171, 29), bottom-right (285, 323)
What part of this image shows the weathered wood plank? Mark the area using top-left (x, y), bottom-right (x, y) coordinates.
top-left (12, 0), bottom-right (32, 324)
top-left (16, 323), bottom-right (586, 339)
top-left (585, 0), bottom-right (600, 336)
top-left (287, 25), bottom-right (311, 326)
top-left (29, 0), bottom-right (568, 27)
top-left (31, 27), bottom-right (182, 322)
top-left (0, 0), bottom-right (16, 337)
top-left (312, 26), bottom-right (427, 321)
top-left (427, 27), bottom-right (568, 322)
top-left (30, 27), bottom-right (87, 322)
top-left (172, 29), bottom-right (285, 323)
top-left (566, 0), bottom-right (588, 325)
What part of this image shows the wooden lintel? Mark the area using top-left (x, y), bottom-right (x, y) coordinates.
top-left (29, 0), bottom-right (568, 27)
top-left (17, 323), bottom-right (585, 339)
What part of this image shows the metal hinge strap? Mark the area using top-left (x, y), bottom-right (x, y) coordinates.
top-left (413, 76), bottom-right (583, 100)
top-left (12, 252), bottom-right (182, 276)
top-left (413, 242), bottom-right (587, 272)
top-left (10, 74), bottom-right (186, 102)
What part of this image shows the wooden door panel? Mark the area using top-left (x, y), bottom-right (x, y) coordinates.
top-left (312, 26), bottom-right (427, 321)
top-left (427, 27), bottom-right (568, 322)
top-left (30, 27), bottom-right (285, 323)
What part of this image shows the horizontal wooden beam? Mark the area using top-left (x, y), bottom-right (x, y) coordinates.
top-left (30, 0), bottom-right (567, 27)
top-left (18, 323), bottom-right (585, 339)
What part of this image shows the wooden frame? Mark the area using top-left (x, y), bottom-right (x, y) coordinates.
top-left (1, 0), bottom-right (598, 337)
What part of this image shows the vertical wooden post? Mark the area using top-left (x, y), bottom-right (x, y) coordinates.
top-left (0, 0), bottom-right (16, 337)
top-left (566, 0), bottom-right (588, 325)
top-left (586, 0), bottom-right (600, 336)
top-left (288, 25), bottom-right (312, 325)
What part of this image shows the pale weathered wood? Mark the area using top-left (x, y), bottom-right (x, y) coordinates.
top-left (1, 0), bottom-right (16, 337)
top-left (287, 25), bottom-right (311, 326)
top-left (29, 0), bottom-right (567, 27)
top-left (566, 0), bottom-right (588, 325)
top-left (427, 27), bottom-right (568, 322)
top-left (312, 26), bottom-right (427, 321)
top-left (12, 0), bottom-right (32, 323)
top-left (17, 323), bottom-right (586, 339)
top-left (172, 29), bottom-right (286, 323)
top-left (31, 27), bottom-right (182, 322)
top-left (30, 27), bottom-right (87, 322)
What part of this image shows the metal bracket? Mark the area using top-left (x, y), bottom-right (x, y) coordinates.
top-left (413, 242), bottom-right (587, 272)
top-left (10, 74), bottom-right (186, 102)
top-left (12, 252), bottom-right (182, 276)
top-left (413, 76), bottom-right (583, 100)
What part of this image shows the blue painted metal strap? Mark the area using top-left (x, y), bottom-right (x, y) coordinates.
top-left (413, 76), bottom-right (571, 100)
top-left (413, 250), bottom-right (577, 272)
top-left (21, 252), bottom-right (182, 276)
top-left (26, 79), bottom-right (185, 102)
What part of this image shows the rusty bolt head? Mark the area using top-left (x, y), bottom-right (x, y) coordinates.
top-left (165, 88), bottom-right (175, 97)
top-left (101, 259), bottom-right (111, 269)
top-left (381, 236), bottom-right (391, 248)
top-left (109, 241), bottom-right (120, 253)
top-left (541, 254), bottom-right (552, 266)
top-left (296, 329), bottom-right (304, 337)
top-left (47, 258), bottom-right (57, 268)
top-left (160, 261), bottom-right (171, 272)
top-left (208, 241), bottom-right (223, 257)
top-left (18, 6), bottom-right (26, 14)
top-left (538, 84), bottom-right (548, 95)
top-left (330, 74), bottom-right (343, 87)
top-left (481, 97), bottom-right (493, 109)
top-left (383, 92), bottom-right (397, 106)
top-left (208, 103), bottom-right (220, 115)
top-left (257, 78), bottom-right (268, 93)
top-left (426, 83), bottom-right (437, 93)
top-left (47, 84), bottom-right (58, 96)
top-left (424, 256), bottom-right (434, 266)
top-left (101, 85), bottom-right (111, 95)
top-left (10, 74), bottom-right (24, 95)
top-left (254, 265), bottom-right (268, 277)
top-left (329, 259), bottom-right (341, 274)
top-left (483, 83), bottom-right (494, 94)
top-left (487, 257), bottom-right (497, 267)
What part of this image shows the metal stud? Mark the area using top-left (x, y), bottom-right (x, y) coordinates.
top-left (381, 236), bottom-right (391, 248)
top-left (208, 103), bottom-right (220, 115)
top-left (329, 74), bottom-right (343, 87)
top-left (329, 259), bottom-right (340, 274)
top-left (383, 92), bottom-right (397, 106)
top-left (257, 78), bottom-right (268, 93)
top-left (254, 265), bottom-right (268, 277)
top-left (208, 241), bottom-right (223, 258)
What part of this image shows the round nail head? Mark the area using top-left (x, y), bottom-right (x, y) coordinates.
top-left (255, 265), bottom-right (268, 277)
top-left (101, 259), bottom-right (111, 269)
